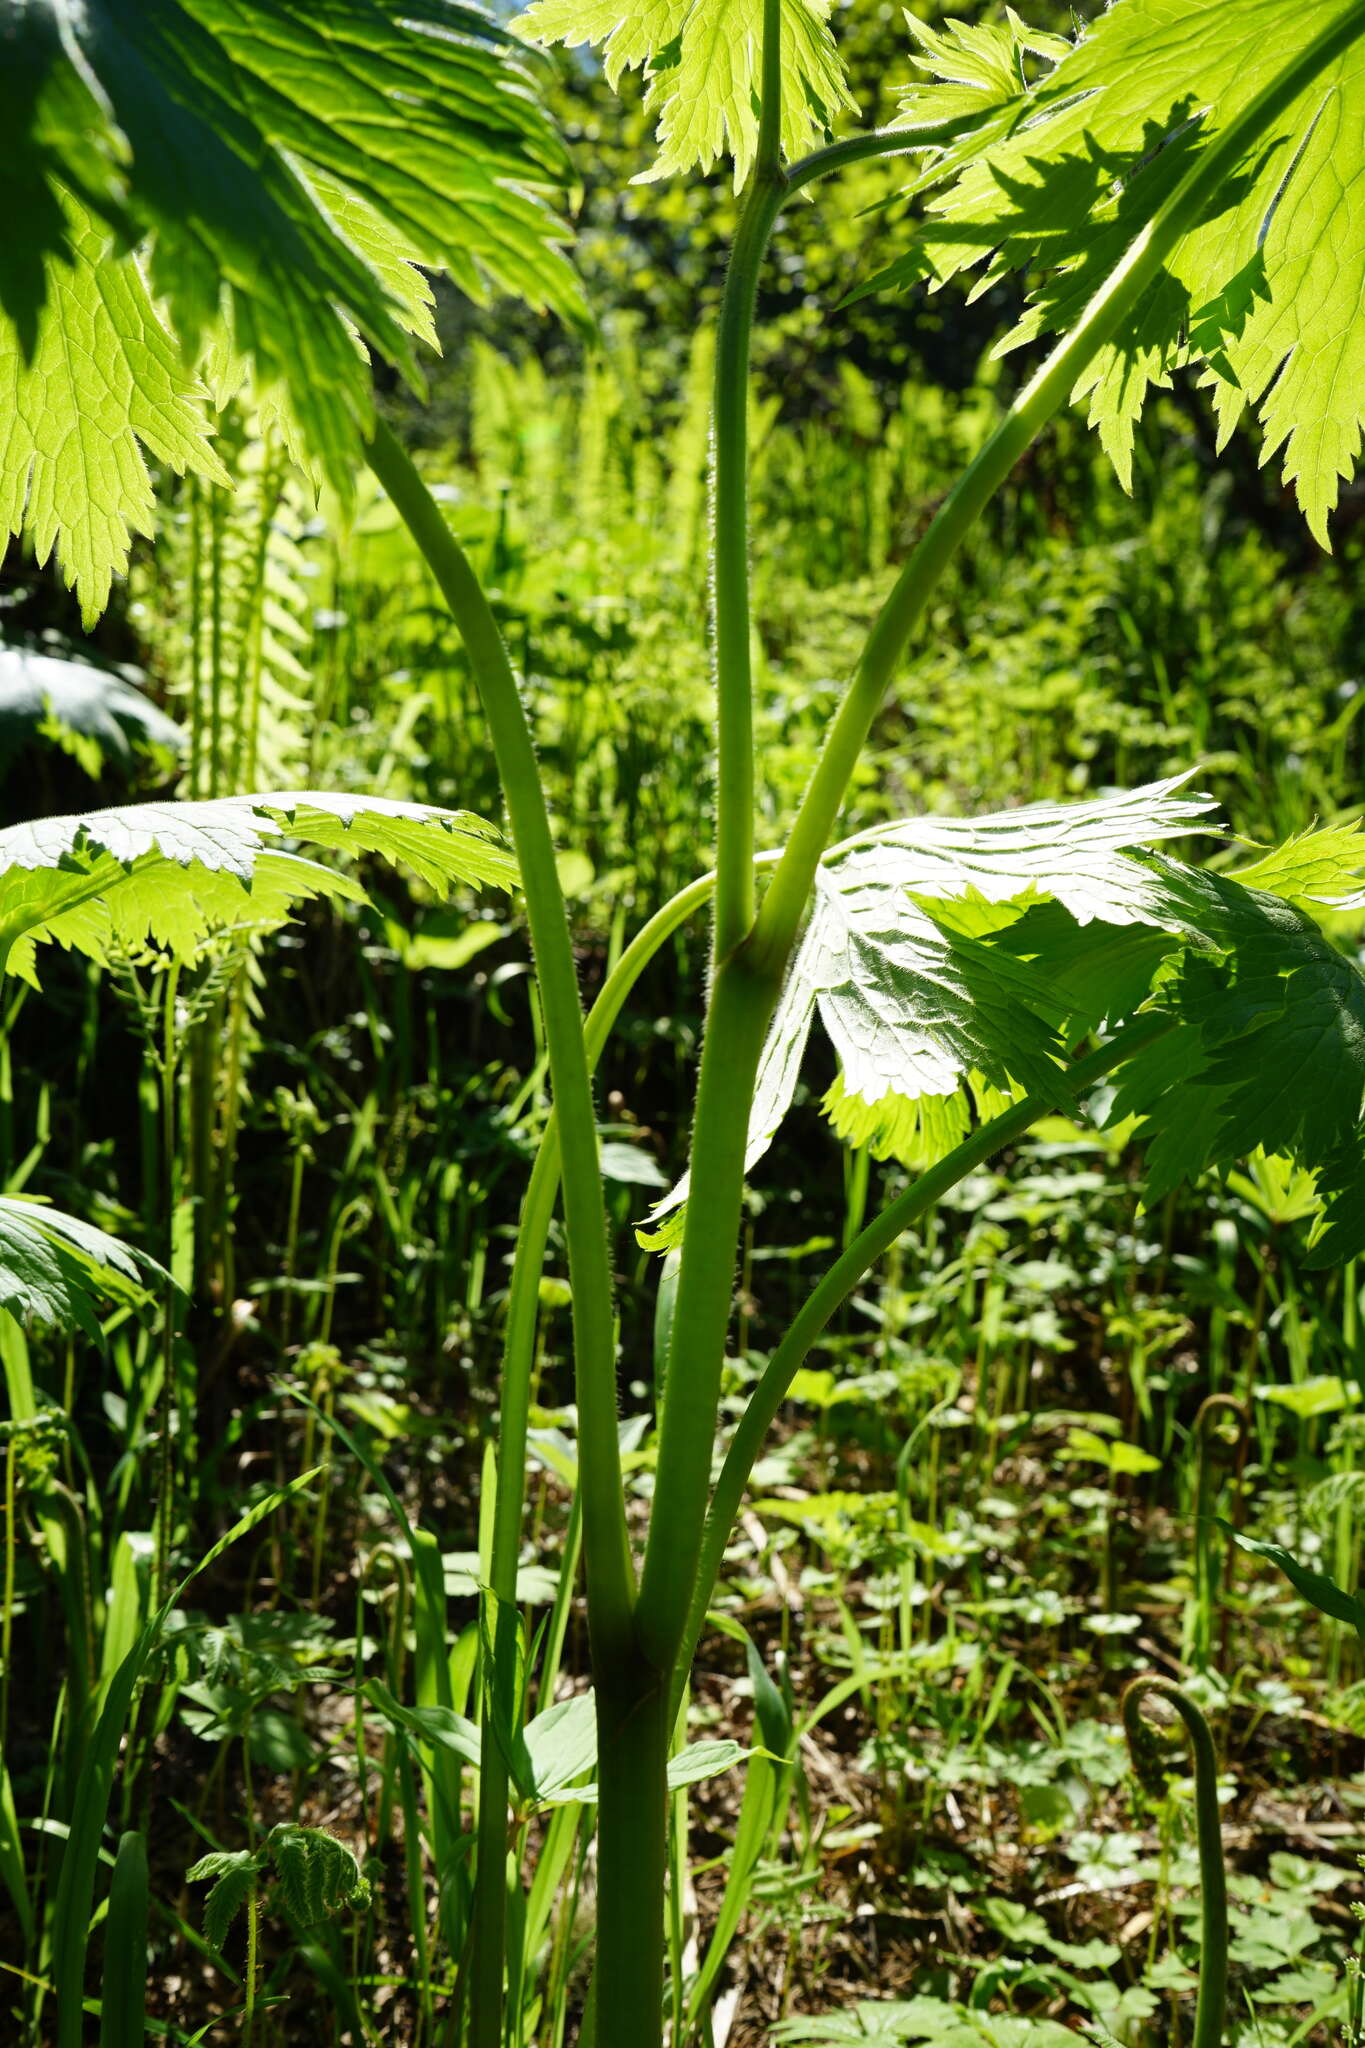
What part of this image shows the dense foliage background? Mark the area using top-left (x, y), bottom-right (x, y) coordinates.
top-left (3, 2), bottom-right (1365, 2042)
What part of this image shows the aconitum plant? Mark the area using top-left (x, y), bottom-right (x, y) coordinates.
top-left (4, 2), bottom-right (1365, 2044)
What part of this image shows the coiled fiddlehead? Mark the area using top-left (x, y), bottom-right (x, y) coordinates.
top-left (1122, 1676), bottom-right (1228, 2048)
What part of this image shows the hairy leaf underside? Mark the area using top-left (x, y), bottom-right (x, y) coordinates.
top-left (879, 0), bottom-right (1365, 542)
top-left (0, 789), bottom-right (516, 985)
top-left (0, 0), bottom-right (582, 619)
top-left (651, 782), bottom-right (1365, 1265)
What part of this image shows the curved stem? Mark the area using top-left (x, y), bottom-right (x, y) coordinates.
top-left (786, 120), bottom-right (977, 193)
top-left (751, 2), bottom-right (1365, 976)
top-left (489, 862), bottom-right (744, 1617)
top-left (1122, 1678), bottom-right (1228, 2048)
top-left (471, 860), bottom-right (755, 2046)
top-left (365, 420), bottom-right (635, 1653)
top-left (669, 1016), bottom-right (1172, 1718)
top-left (640, 6), bottom-right (1365, 1679)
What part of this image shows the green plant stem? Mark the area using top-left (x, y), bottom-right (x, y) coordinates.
top-left (711, 106), bottom-right (1014, 963)
top-left (786, 120), bottom-right (972, 192)
top-left (471, 861), bottom-right (748, 2048)
top-left (592, 1673), bottom-right (671, 2048)
top-left (670, 1016), bottom-right (1172, 1715)
top-left (712, 106), bottom-right (783, 955)
top-left (637, 950), bottom-right (785, 1673)
top-left (364, 419), bottom-right (634, 1650)
top-left (751, 1), bottom-right (1365, 976)
top-left (1122, 1678), bottom-right (1228, 2048)
top-left (244, 1885), bottom-right (259, 2048)
top-left (640, 21), bottom-right (1365, 1677)
top-left (365, 440), bottom-right (743, 2048)
top-left (1191, 1394), bottom-right (1249, 1672)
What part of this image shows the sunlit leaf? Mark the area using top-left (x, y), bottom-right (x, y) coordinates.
top-left (3, 0), bottom-right (583, 618)
top-left (518, 0), bottom-right (857, 186)
top-left (875, 0), bottom-right (1365, 541)
top-left (0, 789), bottom-right (516, 985)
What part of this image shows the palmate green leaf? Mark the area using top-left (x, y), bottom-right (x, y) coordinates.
top-left (877, 0), bottom-right (1365, 541)
top-left (1103, 861), bottom-right (1365, 1264)
top-left (896, 9), bottom-right (1069, 142)
top-left (0, 197), bottom-right (232, 626)
top-left (652, 779), bottom-right (1365, 1268)
top-left (648, 777), bottom-right (1214, 1225)
top-left (0, 789), bottom-right (516, 986)
top-left (1230, 820), bottom-right (1365, 909)
top-left (517, 0), bottom-right (857, 186)
top-left (185, 1849), bottom-right (261, 1952)
top-left (0, 1195), bottom-right (165, 1338)
top-left (2, 0), bottom-right (583, 620)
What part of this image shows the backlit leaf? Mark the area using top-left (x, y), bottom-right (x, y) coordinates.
top-left (0, 1196), bottom-right (164, 1339)
top-left (3, 0), bottom-right (583, 617)
top-left (518, 0), bottom-right (857, 186)
top-left (0, 790), bottom-right (516, 985)
top-left (875, 0), bottom-right (1365, 541)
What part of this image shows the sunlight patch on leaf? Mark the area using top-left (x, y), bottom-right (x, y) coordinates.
top-left (2, 0), bottom-right (584, 618)
top-left (648, 777), bottom-right (1215, 1226)
top-left (0, 200), bottom-right (230, 627)
top-left (0, 790), bottom-right (516, 985)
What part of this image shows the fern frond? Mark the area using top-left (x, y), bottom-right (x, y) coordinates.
top-left (266, 1824), bottom-right (371, 1927)
top-left (186, 1850), bottom-right (262, 1951)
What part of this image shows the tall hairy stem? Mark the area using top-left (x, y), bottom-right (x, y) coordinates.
top-left (364, 422), bottom-right (633, 1656)
top-left (642, 13), bottom-right (1365, 1678)
top-left (711, 103), bottom-right (1010, 960)
top-left (1122, 1678), bottom-right (1228, 2048)
top-left (711, 0), bottom-right (783, 957)
top-left (471, 869), bottom-right (723, 2046)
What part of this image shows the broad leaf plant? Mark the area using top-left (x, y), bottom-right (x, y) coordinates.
top-left (4, 0), bottom-right (1365, 2042)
